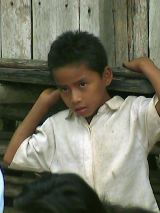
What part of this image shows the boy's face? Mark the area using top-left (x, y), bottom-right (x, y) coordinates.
top-left (53, 64), bottom-right (112, 121)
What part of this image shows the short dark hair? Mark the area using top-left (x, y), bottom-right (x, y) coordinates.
top-left (48, 31), bottom-right (108, 77)
top-left (14, 173), bottom-right (106, 213)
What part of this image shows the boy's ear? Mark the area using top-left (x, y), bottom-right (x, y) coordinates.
top-left (102, 66), bottom-right (113, 86)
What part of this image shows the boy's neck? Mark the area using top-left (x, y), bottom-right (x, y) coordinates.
top-left (86, 94), bottom-right (111, 124)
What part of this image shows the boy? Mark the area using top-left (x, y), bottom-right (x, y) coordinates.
top-left (3, 31), bottom-right (160, 212)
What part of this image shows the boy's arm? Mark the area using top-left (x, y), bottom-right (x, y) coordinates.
top-left (3, 88), bottom-right (60, 165)
top-left (123, 57), bottom-right (160, 116)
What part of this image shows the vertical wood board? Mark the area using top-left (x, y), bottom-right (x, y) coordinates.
top-left (149, 0), bottom-right (160, 68)
top-left (1, 0), bottom-right (31, 59)
top-left (130, 0), bottom-right (148, 58)
top-left (79, 0), bottom-right (100, 36)
top-left (112, 0), bottom-right (128, 66)
top-left (32, 0), bottom-right (79, 60)
top-left (99, 0), bottom-right (115, 66)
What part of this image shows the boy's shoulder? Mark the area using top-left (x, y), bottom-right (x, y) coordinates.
top-left (108, 95), bottom-right (153, 112)
top-left (51, 108), bottom-right (69, 117)
top-left (48, 109), bottom-right (71, 121)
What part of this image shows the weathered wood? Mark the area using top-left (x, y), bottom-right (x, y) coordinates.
top-left (0, 68), bottom-right (53, 85)
top-left (0, 58), bottom-right (47, 69)
top-left (0, 84), bottom-right (41, 104)
top-left (128, 0), bottom-right (148, 59)
top-left (149, 0), bottom-right (160, 68)
top-left (109, 77), bottom-right (154, 94)
top-left (100, 0), bottom-right (115, 66)
top-left (32, 0), bottom-right (79, 60)
top-left (1, 0), bottom-right (31, 59)
top-left (0, 104), bottom-right (33, 120)
top-left (80, 0), bottom-right (101, 37)
top-left (0, 101), bottom-right (66, 121)
top-left (112, 0), bottom-right (128, 66)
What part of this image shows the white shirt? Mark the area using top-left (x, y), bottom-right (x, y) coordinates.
top-left (0, 169), bottom-right (4, 213)
top-left (10, 95), bottom-right (160, 212)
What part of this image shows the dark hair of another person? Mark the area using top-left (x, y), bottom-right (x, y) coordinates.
top-left (14, 173), bottom-right (106, 213)
top-left (48, 31), bottom-right (108, 78)
top-left (14, 173), bottom-right (154, 213)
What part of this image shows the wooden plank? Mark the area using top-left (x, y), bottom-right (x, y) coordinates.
top-left (0, 58), bottom-right (47, 69)
top-left (109, 77), bottom-right (153, 94)
top-left (32, 0), bottom-right (79, 60)
top-left (0, 101), bottom-right (66, 121)
top-left (0, 104), bottom-right (33, 120)
top-left (80, 0), bottom-right (101, 37)
top-left (149, 0), bottom-right (160, 68)
top-left (99, 0), bottom-right (115, 66)
top-left (128, 0), bottom-right (148, 59)
top-left (0, 68), bottom-right (53, 85)
top-left (0, 84), bottom-right (41, 104)
top-left (112, 0), bottom-right (128, 66)
top-left (0, 65), bottom-right (150, 82)
top-left (1, 0), bottom-right (31, 59)
top-left (0, 69), bottom-right (154, 94)
top-left (0, 66), bottom-right (154, 95)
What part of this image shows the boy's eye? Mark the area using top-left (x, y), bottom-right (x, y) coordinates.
top-left (79, 81), bottom-right (87, 88)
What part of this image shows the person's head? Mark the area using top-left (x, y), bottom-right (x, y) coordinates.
top-left (14, 173), bottom-right (106, 213)
top-left (48, 31), bottom-right (113, 121)
top-left (14, 172), bottom-right (154, 213)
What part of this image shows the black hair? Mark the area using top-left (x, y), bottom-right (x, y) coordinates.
top-left (14, 173), bottom-right (154, 213)
top-left (48, 31), bottom-right (108, 78)
top-left (14, 173), bottom-right (106, 213)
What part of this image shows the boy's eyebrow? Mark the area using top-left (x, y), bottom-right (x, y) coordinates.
top-left (55, 77), bottom-right (88, 88)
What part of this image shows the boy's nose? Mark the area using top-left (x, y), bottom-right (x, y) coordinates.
top-left (71, 90), bottom-right (81, 104)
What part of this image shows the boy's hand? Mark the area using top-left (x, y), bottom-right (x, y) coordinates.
top-left (123, 57), bottom-right (160, 116)
top-left (122, 57), bottom-right (156, 74)
top-left (39, 88), bottom-right (61, 108)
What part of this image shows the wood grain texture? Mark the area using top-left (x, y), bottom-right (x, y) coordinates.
top-left (99, 0), bottom-right (115, 66)
top-left (112, 0), bottom-right (128, 66)
top-left (149, 0), bottom-right (160, 68)
top-left (32, 0), bottom-right (79, 60)
top-left (80, 0), bottom-right (100, 36)
top-left (128, 0), bottom-right (148, 59)
top-left (1, 0), bottom-right (31, 59)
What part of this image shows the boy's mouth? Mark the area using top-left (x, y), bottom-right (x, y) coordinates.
top-left (75, 106), bottom-right (87, 115)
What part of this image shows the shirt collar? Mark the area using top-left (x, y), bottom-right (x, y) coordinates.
top-left (66, 96), bottom-right (124, 119)
top-left (105, 95), bottom-right (124, 110)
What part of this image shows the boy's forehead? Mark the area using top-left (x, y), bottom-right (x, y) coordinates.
top-left (53, 64), bottom-right (97, 84)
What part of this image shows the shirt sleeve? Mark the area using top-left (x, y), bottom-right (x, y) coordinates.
top-left (136, 95), bottom-right (160, 152)
top-left (9, 117), bottom-right (56, 172)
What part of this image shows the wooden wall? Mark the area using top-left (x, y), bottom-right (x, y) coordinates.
top-left (0, 0), bottom-right (159, 67)
top-left (0, 0), bottom-right (160, 212)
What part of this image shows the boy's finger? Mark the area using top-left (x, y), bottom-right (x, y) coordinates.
top-left (122, 61), bottom-right (130, 68)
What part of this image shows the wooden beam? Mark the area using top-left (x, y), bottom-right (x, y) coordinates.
top-left (0, 66), bottom-right (154, 94)
top-left (0, 58), bottom-right (47, 69)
